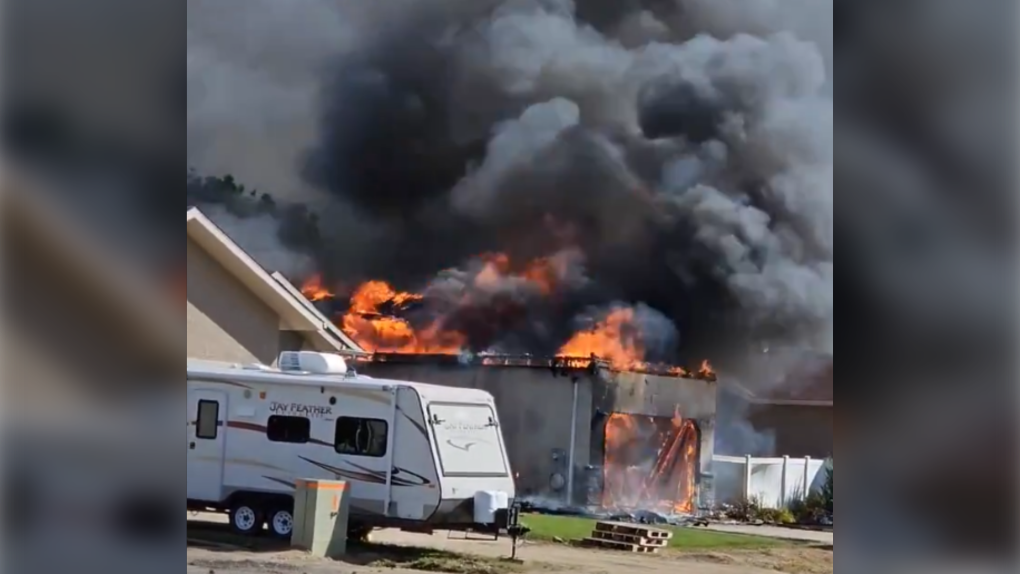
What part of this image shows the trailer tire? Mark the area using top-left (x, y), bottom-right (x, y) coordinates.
top-left (266, 506), bottom-right (295, 540)
top-left (229, 500), bottom-right (264, 536)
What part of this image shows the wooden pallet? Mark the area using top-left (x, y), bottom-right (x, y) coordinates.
top-left (582, 537), bottom-right (660, 553)
top-left (593, 521), bottom-right (673, 541)
top-left (590, 530), bottom-right (668, 547)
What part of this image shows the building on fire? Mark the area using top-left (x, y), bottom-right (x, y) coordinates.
top-left (186, 207), bottom-right (363, 365)
top-left (358, 354), bottom-right (718, 513)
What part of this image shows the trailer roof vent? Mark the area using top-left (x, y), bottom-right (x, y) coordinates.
top-left (278, 351), bottom-right (348, 375)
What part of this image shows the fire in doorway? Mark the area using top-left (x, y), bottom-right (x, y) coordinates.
top-left (601, 409), bottom-right (701, 514)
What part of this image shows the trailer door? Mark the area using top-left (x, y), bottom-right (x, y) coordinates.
top-left (187, 390), bottom-right (227, 502)
top-left (428, 402), bottom-right (508, 477)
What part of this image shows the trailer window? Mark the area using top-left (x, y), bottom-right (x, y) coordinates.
top-left (196, 400), bottom-right (219, 440)
top-left (266, 416), bottom-right (311, 444)
top-left (334, 417), bottom-right (388, 458)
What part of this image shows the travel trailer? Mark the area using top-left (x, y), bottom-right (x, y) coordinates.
top-left (187, 352), bottom-right (516, 538)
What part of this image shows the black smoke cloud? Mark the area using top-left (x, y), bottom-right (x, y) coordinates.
top-left (188, 0), bottom-right (833, 370)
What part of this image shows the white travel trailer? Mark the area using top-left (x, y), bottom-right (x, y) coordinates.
top-left (187, 352), bottom-right (516, 538)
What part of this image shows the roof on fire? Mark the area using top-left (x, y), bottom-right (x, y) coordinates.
top-left (5, 169), bottom-right (180, 357)
top-left (186, 207), bottom-right (363, 353)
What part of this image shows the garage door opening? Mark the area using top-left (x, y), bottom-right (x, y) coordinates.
top-left (601, 410), bottom-right (701, 514)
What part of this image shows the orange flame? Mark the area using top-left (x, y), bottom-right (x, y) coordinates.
top-left (558, 308), bottom-right (645, 370)
top-left (602, 409), bottom-right (700, 514)
top-left (300, 274), bottom-right (335, 302)
top-left (298, 262), bottom-right (716, 382)
top-left (341, 280), bottom-right (463, 354)
top-left (473, 252), bottom-right (567, 295)
top-left (347, 280), bottom-right (423, 314)
top-left (557, 310), bottom-right (716, 379)
top-left (333, 253), bottom-right (574, 355)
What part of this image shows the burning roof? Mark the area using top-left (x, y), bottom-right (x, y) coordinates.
top-left (187, 0), bottom-right (835, 386)
top-left (300, 269), bottom-right (716, 381)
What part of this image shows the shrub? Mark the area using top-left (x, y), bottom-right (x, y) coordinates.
top-left (789, 491), bottom-right (829, 525)
top-left (757, 507), bottom-right (796, 525)
top-left (725, 495), bottom-right (763, 522)
top-left (725, 496), bottom-right (798, 525)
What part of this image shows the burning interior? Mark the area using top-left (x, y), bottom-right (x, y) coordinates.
top-left (599, 411), bottom-right (701, 515)
top-left (300, 269), bottom-right (717, 380)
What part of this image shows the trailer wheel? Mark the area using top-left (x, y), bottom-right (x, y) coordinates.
top-left (267, 506), bottom-right (295, 540)
top-left (229, 501), bottom-right (263, 536)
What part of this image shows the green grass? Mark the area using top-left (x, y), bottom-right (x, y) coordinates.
top-left (521, 513), bottom-right (790, 550)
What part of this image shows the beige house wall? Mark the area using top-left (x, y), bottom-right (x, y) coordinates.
top-left (186, 237), bottom-right (283, 365)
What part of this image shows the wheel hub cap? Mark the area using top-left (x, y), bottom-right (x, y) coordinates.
top-left (273, 512), bottom-right (293, 535)
top-left (235, 507), bottom-right (256, 530)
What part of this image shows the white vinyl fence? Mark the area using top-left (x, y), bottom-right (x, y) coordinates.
top-left (713, 455), bottom-right (831, 509)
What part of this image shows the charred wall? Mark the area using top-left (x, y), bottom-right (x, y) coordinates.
top-left (357, 357), bottom-right (717, 506)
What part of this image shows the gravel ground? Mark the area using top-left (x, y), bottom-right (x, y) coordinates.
top-left (187, 515), bottom-right (831, 574)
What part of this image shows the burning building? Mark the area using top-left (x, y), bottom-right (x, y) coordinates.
top-left (302, 274), bottom-right (718, 512)
top-left (363, 354), bottom-right (716, 512)
top-left (186, 0), bottom-right (837, 511)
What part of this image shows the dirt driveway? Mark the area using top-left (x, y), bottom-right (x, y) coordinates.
top-left (187, 521), bottom-right (831, 574)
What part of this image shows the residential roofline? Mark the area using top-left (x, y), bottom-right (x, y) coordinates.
top-left (270, 271), bottom-right (366, 354)
top-left (186, 207), bottom-right (361, 353)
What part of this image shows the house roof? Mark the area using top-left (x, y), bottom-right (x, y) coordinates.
top-left (271, 271), bottom-right (362, 351)
top-left (186, 207), bottom-right (363, 354)
top-left (725, 360), bottom-right (833, 407)
top-left (5, 168), bottom-right (180, 358)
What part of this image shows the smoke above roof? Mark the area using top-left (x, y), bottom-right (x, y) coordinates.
top-left (187, 0), bottom-right (835, 375)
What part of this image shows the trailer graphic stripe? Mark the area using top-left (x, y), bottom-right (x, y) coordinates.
top-left (299, 456), bottom-right (431, 487)
top-left (398, 407), bottom-right (429, 438)
top-left (344, 459), bottom-right (434, 488)
top-left (262, 476), bottom-right (298, 490)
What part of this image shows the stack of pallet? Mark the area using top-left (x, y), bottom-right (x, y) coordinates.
top-left (583, 521), bottom-right (673, 554)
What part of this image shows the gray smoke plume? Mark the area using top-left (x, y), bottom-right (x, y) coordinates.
top-left (187, 0), bottom-right (834, 372)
